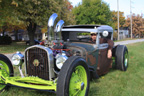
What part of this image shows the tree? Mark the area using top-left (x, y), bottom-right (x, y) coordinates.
top-left (41, 0), bottom-right (75, 37)
top-left (0, 0), bottom-right (75, 44)
top-left (0, 0), bottom-right (15, 35)
top-left (124, 14), bottom-right (144, 38)
top-left (11, 0), bottom-right (75, 45)
top-left (111, 11), bottom-right (125, 30)
top-left (72, 0), bottom-right (112, 25)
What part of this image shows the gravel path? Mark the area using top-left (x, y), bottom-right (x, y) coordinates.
top-left (4, 39), bottom-right (144, 61)
top-left (114, 39), bottom-right (144, 46)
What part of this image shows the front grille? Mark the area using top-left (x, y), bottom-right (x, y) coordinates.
top-left (25, 47), bottom-right (49, 80)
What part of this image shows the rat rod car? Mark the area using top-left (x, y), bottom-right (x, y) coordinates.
top-left (0, 13), bottom-right (128, 96)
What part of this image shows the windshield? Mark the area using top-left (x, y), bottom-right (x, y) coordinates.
top-left (62, 31), bottom-right (94, 43)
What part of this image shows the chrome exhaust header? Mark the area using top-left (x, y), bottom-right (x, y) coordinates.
top-left (55, 20), bottom-right (64, 40)
top-left (47, 13), bottom-right (58, 41)
top-left (47, 13), bottom-right (64, 46)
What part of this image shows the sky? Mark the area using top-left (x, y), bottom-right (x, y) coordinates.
top-left (69, 0), bottom-right (144, 17)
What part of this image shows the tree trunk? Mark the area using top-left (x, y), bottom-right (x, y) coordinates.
top-left (2, 26), bottom-right (7, 36)
top-left (27, 21), bottom-right (37, 45)
top-left (2, 29), bottom-right (6, 36)
top-left (14, 29), bottom-right (19, 41)
top-left (2, 30), bottom-right (5, 36)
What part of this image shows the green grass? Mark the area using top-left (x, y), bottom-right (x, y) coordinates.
top-left (0, 42), bottom-right (28, 54)
top-left (1, 42), bottom-right (144, 96)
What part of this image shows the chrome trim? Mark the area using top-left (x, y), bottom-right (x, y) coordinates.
top-left (19, 66), bottom-right (24, 78)
top-left (62, 28), bottom-right (98, 33)
top-left (96, 32), bottom-right (100, 47)
top-left (24, 45), bottom-right (55, 80)
top-left (97, 25), bottom-right (113, 33)
top-left (111, 33), bottom-right (113, 40)
top-left (48, 13), bottom-right (58, 41)
top-left (98, 43), bottom-right (108, 49)
top-left (55, 20), bottom-right (64, 40)
top-left (11, 52), bottom-right (24, 66)
top-left (62, 25), bottom-right (113, 33)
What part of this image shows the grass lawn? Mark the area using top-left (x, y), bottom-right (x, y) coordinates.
top-left (0, 42), bottom-right (28, 54)
top-left (0, 42), bottom-right (144, 96)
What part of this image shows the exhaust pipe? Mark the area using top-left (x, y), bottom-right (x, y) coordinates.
top-left (47, 13), bottom-right (58, 41)
top-left (55, 20), bottom-right (64, 40)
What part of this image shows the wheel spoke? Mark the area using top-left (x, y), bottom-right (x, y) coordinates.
top-left (73, 89), bottom-right (81, 96)
top-left (69, 65), bottom-right (88, 96)
top-left (76, 68), bottom-right (82, 81)
top-left (0, 60), bottom-right (10, 90)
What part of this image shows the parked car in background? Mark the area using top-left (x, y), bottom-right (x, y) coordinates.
top-left (26, 39), bottom-right (41, 45)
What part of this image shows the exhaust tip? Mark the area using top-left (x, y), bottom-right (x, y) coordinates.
top-left (48, 13), bottom-right (58, 27)
top-left (47, 13), bottom-right (58, 41)
top-left (55, 20), bottom-right (64, 40)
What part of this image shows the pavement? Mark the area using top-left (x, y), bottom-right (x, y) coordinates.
top-left (114, 39), bottom-right (144, 46)
top-left (4, 39), bottom-right (144, 61)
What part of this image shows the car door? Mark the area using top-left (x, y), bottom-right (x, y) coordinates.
top-left (96, 42), bottom-right (112, 75)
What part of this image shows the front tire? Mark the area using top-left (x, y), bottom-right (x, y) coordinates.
top-left (0, 54), bottom-right (14, 92)
top-left (57, 56), bottom-right (90, 96)
top-left (115, 45), bottom-right (129, 71)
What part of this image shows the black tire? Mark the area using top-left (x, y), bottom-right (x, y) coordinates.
top-left (57, 56), bottom-right (90, 96)
top-left (115, 45), bottom-right (129, 71)
top-left (0, 54), bottom-right (14, 92)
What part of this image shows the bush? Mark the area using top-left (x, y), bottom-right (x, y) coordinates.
top-left (0, 35), bottom-right (12, 45)
top-left (113, 32), bottom-right (118, 40)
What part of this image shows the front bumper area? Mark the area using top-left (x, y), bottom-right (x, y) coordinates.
top-left (0, 71), bottom-right (57, 91)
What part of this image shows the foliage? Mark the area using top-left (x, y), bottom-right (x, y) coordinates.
top-left (12, 0), bottom-right (75, 45)
top-left (124, 14), bottom-right (144, 38)
top-left (41, 0), bottom-right (75, 34)
top-left (0, 0), bottom-right (14, 35)
top-left (72, 0), bottom-right (112, 25)
top-left (0, 0), bottom-right (75, 45)
top-left (113, 31), bottom-right (118, 40)
top-left (0, 0), bottom-right (26, 39)
top-left (0, 35), bottom-right (12, 45)
top-left (111, 11), bottom-right (126, 30)
top-left (78, 33), bottom-right (90, 36)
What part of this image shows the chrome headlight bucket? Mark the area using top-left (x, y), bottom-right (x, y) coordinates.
top-left (55, 53), bottom-right (68, 69)
top-left (12, 52), bottom-right (24, 66)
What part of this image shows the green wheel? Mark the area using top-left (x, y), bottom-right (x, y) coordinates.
top-left (0, 54), bottom-right (13, 92)
top-left (57, 56), bottom-right (90, 96)
top-left (115, 45), bottom-right (129, 71)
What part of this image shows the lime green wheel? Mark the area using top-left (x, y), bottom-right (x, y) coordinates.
top-left (57, 56), bottom-right (90, 96)
top-left (115, 45), bottom-right (129, 71)
top-left (0, 54), bottom-right (14, 92)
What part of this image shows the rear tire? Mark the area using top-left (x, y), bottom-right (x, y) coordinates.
top-left (0, 54), bottom-right (14, 92)
top-left (115, 45), bottom-right (128, 71)
top-left (57, 56), bottom-right (90, 96)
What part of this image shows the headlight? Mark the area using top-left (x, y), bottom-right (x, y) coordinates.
top-left (55, 53), bottom-right (68, 69)
top-left (12, 52), bottom-right (24, 66)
